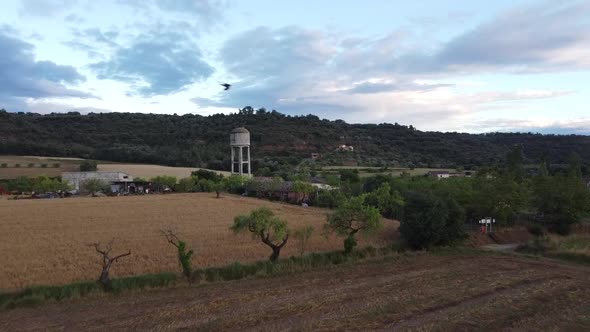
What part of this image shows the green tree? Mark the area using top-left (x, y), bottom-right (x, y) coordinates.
top-left (197, 179), bottom-right (215, 192)
top-left (191, 169), bottom-right (223, 182)
top-left (532, 174), bottom-right (590, 235)
top-left (162, 230), bottom-right (194, 282)
top-left (231, 208), bottom-right (289, 261)
top-left (313, 189), bottom-right (346, 208)
top-left (32, 176), bottom-right (71, 193)
top-left (212, 178), bottom-right (227, 198)
top-left (325, 196), bottom-right (381, 253)
top-left (506, 144), bottom-right (524, 181)
top-left (225, 175), bottom-right (247, 194)
top-left (399, 192), bottom-right (448, 249)
top-left (292, 180), bottom-right (315, 203)
top-left (176, 177), bottom-right (197, 192)
top-left (399, 190), bottom-right (467, 249)
top-left (471, 176), bottom-right (527, 225)
top-left (79, 160), bottom-right (98, 171)
top-left (151, 175), bottom-right (177, 192)
top-left (363, 183), bottom-right (404, 219)
top-left (567, 153), bottom-right (582, 179)
top-left (82, 178), bottom-right (110, 194)
top-left (7, 176), bottom-right (33, 193)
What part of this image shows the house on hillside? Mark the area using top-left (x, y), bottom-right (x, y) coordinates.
top-left (336, 145), bottom-right (354, 152)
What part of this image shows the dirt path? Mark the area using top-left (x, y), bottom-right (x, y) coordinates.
top-left (1, 253), bottom-right (589, 331)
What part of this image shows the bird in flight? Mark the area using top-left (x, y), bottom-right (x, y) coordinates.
top-left (219, 82), bottom-right (231, 91)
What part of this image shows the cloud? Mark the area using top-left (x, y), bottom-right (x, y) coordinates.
top-left (193, 26), bottom-right (337, 110)
top-left (64, 28), bottom-right (120, 57)
top-left (343, 80), bottom-right (455, 94)
top-left (23, 100), bottom-right (111, 114)
top-left (118, 0), bottom-right (225, 27)
top-left (91, 29), bottom-right (214, 96)
top-left (0, 31), bottom-right (93, 109)
top-left (330, 1), bottom-right (590, 77)
top-left (156, 0), bottom-right (224, 19)
top-left (194, 0), bottom-right (590, 132)
top-left (19, 0), bottom-right (78, 17)
top-left (420, 1), bottom-right (590, 74)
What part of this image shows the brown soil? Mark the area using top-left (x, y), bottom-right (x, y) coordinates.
top-left (468, 227), bottom-right (534, 247)
top-left (1, 253), bottom-right (588, 331)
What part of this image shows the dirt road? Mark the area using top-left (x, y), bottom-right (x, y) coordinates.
top-left (1, 253), bottom-right (589, 331)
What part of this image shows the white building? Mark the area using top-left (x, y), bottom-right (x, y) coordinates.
top-left (62, 172), bottom-right (133, 193)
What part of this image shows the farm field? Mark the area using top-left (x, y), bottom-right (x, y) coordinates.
top-left (97, 163), bottom-right (230, 179)
top-left (1, 253), bottom-right (589, 331)
top-left (0, 155), bottom-right (81, 179)
top-left (0, 193), bottom-right (397, 290)
top-left (0, 155), bottom-right (229, 180)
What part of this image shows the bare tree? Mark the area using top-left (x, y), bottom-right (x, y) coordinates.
top-left (161, 230), bottom-right (194, 282)
top-left (89, 240), bottom-right (131, 291)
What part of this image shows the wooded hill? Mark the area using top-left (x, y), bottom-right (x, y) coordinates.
top-left (1, 108), bottom-right (589, 171)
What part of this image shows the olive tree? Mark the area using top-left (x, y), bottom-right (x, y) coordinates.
top-left (89, 240), bottom-right (131, 291)
top-left (161, 230), bottom-right (194, 282)
top-left (231, 207), bottom-right (289, 261)
top-left (325, 196), bottom-right (381, 253)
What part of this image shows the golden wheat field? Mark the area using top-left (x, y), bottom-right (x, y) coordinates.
top-left (0, 193), bottom-right (398, 291)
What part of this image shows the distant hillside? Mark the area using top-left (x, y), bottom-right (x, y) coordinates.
top-left (1, 108), bottom-right (589, 171)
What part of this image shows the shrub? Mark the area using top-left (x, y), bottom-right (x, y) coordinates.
top-left (27, 163), bottom-right (34, 168)
top-left (14, 163), bottom-right (20, 168)
top-left (175, 177), bottom-right (196, 192)
top-left (400, 192), bottom-right (466, 250)
top-left (41, 164), bottom-right (48, 168)
top-left (0, 163), bottom-right (6, 168)
top-left (79, 160), bottom-right (97, 171)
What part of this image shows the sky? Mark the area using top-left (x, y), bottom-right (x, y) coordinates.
top-left (1, 0), bottom-right (589, 134)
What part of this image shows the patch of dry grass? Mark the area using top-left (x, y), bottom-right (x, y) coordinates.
top-left (0, 193), bottom-right (398, 290)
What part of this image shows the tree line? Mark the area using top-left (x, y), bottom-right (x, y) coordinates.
top-left (2, 108), bottom-right (589, 172)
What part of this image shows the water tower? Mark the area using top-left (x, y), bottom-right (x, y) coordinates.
top-left (230, 127), bottom-right (251, 176)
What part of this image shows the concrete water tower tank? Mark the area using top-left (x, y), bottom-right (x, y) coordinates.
top-left (230, 127), bottom-right (251, 176)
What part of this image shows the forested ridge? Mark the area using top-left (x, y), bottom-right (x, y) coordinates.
top-left (1, 107), bottom-right (589, 170)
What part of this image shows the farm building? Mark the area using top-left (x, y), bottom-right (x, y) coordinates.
top-left (62, 171), bottom-right (134, 193)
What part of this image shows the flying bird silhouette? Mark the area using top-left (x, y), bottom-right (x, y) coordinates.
top-left (219, 82), bottom-right (231, 91)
